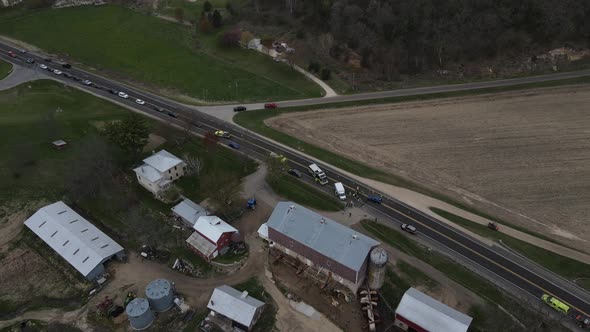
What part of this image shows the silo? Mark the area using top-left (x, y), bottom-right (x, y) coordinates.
top-left (367, 247), bottom-right (388, 290)
top-left (126, 298), bottom-right (154, 330)
top-left (145, 279), bottom-right (174, 312)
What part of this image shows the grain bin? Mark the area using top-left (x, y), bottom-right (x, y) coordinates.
top-left (367, 247), bottom-right (388, 290)
top-left (126, 298), bottom-right (154, 330)
top-left (145, 279), bottom-right (174, 312)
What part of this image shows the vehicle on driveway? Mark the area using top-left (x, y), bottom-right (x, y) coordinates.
top-left (39, 64), bottom-right (48, 70)
top-left (118, 92), bottom-right (129, 99)
top-left (264, 103), bottom-right (278, 109)
top-left (26, 58), bottom-right (35, 64)
top-left (167, 111), bottom-right (179, 118)
top-left (53, 69), bottom-right (62, 75)
top-left (135, 99), bottom-right (145, 105)
top-left (82, 80), bottom-right (92, 86)
top-left (367, 195), bottom-right (383, 204)
top-left (401, 223), bottom-right (417, 234)
top-left (215, 130), bottom-right (231, 138)
top-left (7, 51), bottom-right (16, 58)
top-left (227, 141), bottom-right (240, 149)
top-left (288, 168), bottom-right (302, 178)
top-left (233, 106), bottom-right (247, 112)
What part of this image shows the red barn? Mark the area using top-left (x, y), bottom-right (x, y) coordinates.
top-left (186, 216), bottom-right (238, 261)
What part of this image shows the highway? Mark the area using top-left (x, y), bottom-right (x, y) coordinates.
top-left (2, 41), bottom-right (590, 322)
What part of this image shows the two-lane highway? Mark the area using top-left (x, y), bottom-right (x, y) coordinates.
top-left (2, 41), bottom-right (590, 322)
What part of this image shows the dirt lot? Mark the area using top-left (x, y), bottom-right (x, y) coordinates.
top-left (267, 85), bottom-right (590, 249)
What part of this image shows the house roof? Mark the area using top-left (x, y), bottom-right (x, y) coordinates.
top-left (143, 149), bottom-right (183, 173)
top-left (133, 164), bottom-right (163, 183)
top-left (186, 232), bottom-right (217, 257)
top-left (396, 288), bottom-right (472, 332)
top-left (266, 202), bottom-right (379, 272)
top-left (193, 216), bottom-right (237, 243)
top-left (172, 199), bottom-right (209, 226)
top-left (23, 201), bottom-right (124, 277)
top-left (208, 285), bottom-right (264, 327)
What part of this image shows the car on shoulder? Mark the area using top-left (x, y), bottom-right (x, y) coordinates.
top-left (39, 64), bottom-right (48, 70)
top-left (227, 141), bottom-right (240, 149)
top-left (400, 224), bottom-right (417, 235)
top-left (7, 51), bottom-right (16, 58)
top-left (135, 99), bottom-right (145, 105)
top-left (288, 168), bottom-right (302, 178)
top-left (61, 63), bottom-right (71, 68)
top-left (215, 130), bottom-right (231, 138)
top-left (82, 80), bottom-right (92, 86)
top-left (118, 92), bottom-right (129, 99)
top-left (264, 103), bottom-right (278, 109)
top-left (53, 69), bottom-right (63, 75)
top-left (233, 106), bottom-right (247, 112)
top-left (167, 111), bottom-right (179, 118)
top-left (26, 58), bottom-right (35, 64)
top-left (367, 195), bottom-right (383, 204)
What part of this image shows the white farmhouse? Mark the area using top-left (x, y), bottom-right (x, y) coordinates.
top-left (133, 150), bottom-right (186, 196)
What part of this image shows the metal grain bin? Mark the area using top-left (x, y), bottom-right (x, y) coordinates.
top-left (367, 247), bottom-right (388, 290)
top-left (126, 298), bottom-right (154, 330)
top-left (145, 279), bottom-right (174, 312)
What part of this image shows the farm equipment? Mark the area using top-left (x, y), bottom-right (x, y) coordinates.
top-left (576, 315), bottom-right (590, 329)
top-left (247, 198), bottom-right (257, 210)
top-left (487, 222), bottom-right (499, 231)
top-left (124, 291), bottom-right (136, 307)
top-left (96, 296), bottom-right (114, 316)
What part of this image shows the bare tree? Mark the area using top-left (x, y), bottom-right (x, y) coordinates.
top-left (200, 171), bottom-right (242, 215)
top-left (183, 153), bottom-right (204, 176)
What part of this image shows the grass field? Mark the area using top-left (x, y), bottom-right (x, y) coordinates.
top-left (268, 174), bottom-right (343, 211)
top-left (0, 5), bottom-right (320, 102)
top-left (0, 59), bottom-right (11, 80)
top-left (430, 208), bottom-right (590, 289)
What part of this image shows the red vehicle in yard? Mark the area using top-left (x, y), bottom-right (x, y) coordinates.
top-left (264, 103), bottom-right (278, 109)
top-left (7, 51), bottom-right (16, 58)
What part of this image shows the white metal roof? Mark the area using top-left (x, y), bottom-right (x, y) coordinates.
top-left (396, 288), bottom-right (472, 332)
top-left (257, 223), bottom-right (269, 240)
top-left (23, 201), bottom-right (124, 277)
top-left (208, 285), bottom-right (264, 327)
top-left (133, 164), bottom-right (163, 183)
top-left (193, 216), bottom-right (237, 243)
top-left (266, 202), bottom-right (379, 272)
top-left (172, 199), bottom-right (209, 226)
top-left (143, 149), bottom-right (183, 173)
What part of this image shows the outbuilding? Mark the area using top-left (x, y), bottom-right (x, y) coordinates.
top-left (394, 288), bottom-right (473, 332)
top-left (23, 201), bottom-right (125, 281)
top-left (172, 198), bottom-right (209, 228)
top-left (186, 216), bottom-right (238, 262)
top-left (207, 285), bottom-right (265, 331)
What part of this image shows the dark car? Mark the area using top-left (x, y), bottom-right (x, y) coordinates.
top-left (288, 168), bottom-right (302, 178)
top-left (367, 195), bottom-right (383, 204)
top-left (25, 58), bottom-right (35, 64)
top-left (61, 63), bottom-right (71, 68)
top-left (227, 141), bottom-right (240, 149)
top-left (264, 103), bottom-right (278, 109)
top-left (167, 111), bottom-right (179, 118)
top-left (401, 223), bottom-right (417, 235)
top-left (233, 106), bottom-right (247, 112)
top-left (43, 58), bottom-right (52, 62)
top-left (108, 89), bottom-right (119, 95)
top-left (63, 73), bottom-right (73, 78)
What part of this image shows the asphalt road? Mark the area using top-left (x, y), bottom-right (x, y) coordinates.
top-left (2, 42), bottom-right (590, 322)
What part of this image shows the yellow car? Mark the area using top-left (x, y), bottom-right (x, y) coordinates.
top-left (214, 130), bottom-right (231, 138)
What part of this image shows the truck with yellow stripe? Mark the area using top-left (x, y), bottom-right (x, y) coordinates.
top-left (541, 294), bottom-right (570, 314)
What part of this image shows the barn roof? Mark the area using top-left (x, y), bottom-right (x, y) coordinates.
top-left (24, 201), bottom-right (123, 277)
top-left (396, 288), bottom-right (472, 332)
top-left (266, 202), bottom-right (379, 272)
top-left (193, 216), bottom-right (237, 243)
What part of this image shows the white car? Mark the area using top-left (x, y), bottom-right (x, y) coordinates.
top-left (53, 69), bottom-right (62, 75)
top-left (39, 64), bottom-right (48, 70)
top-left (135, 99), bottom-right (145, 105)
top-left (118, 92), bottom-right (129, 99)
top-left (82, 80), bottom-right (92, 86)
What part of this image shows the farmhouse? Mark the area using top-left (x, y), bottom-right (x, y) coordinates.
top-left (207, 285), bottom-right (265, 332)
top-left (133, 149), bottom-right (186, 196)
top-left (264, 202), bottom-right (380, 292)
top-left (172, 198), bottom-right (210, 228)
top-left (394, 288), bottom-right (473, 332)
top-left (23, 201), bottom-right (125, 281)
top-left (186, 216), bottom-right (238, 262)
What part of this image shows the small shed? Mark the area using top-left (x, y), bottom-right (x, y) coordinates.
top-left (172, 198), bottom-right (209, 228)
top-left (52, 140), bottom-right (68, 150)
top-left (207, 285), bottom-right (265, 331)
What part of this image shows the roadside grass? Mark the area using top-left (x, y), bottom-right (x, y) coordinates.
top-left (160, 0), bottom-right (241, 21)
top-left (267, 174), bottom-right (343, 211)
top-left (0, 59), bottom-right (11, 80)
top-left (361, 220), bottom-right (568, 331)
top-left (235, 76), bottom-right (590, 243)
top-left (430, 207), bottom-right (590, 288)
top-left (232, 277), bottom-right (277, 332)
top-left (0, 5), bottom-right (320, 102)
top-left (396, 260), bottom-right (439, 291)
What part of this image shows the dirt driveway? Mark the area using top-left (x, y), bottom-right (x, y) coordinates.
top-left (267, 85), bottom-right (590, 251)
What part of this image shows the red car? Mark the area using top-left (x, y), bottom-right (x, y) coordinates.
top-left (7, 51), bottom-right (16, 58)
top-left (264, 103), bottom-right (278, 109)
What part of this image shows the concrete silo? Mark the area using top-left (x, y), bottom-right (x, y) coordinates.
top-left (126, 298), bottom-right (154, 330)
top-left (367, 247), bottom-right (388, 290)
top-left (145, 279), bottom-right (174, 312)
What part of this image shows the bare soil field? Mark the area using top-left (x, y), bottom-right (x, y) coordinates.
top-left (266, 85), bottom-right (590, 249)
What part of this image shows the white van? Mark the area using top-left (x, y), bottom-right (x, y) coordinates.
top-left (334, 182), bottom-right (346, 200)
